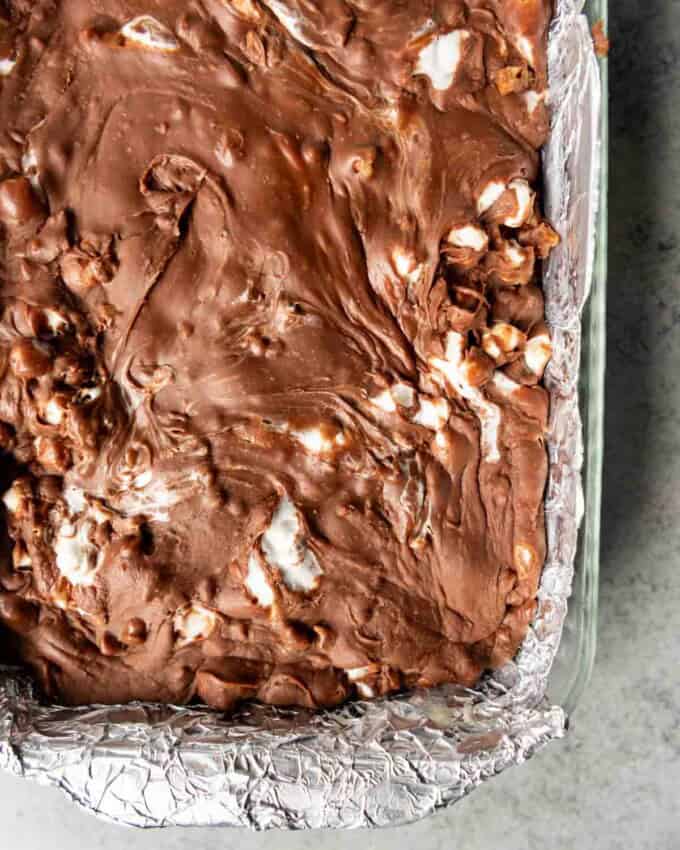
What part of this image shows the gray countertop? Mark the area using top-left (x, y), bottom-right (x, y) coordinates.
top-left (2, 2), bottom-right (678, 847)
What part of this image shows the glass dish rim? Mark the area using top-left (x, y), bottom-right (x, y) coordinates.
top-left (550, 0), bottom-right (608, 715)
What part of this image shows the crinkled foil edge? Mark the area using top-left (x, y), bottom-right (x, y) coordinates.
top-left (0, 0), bottom-right (601, 829)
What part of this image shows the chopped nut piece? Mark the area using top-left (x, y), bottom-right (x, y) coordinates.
top-left (591, 20), bottom-right (610, 57)
top-left (482, 322), bottom-right (526, 362)
top-left (485, 240), bottom-right (535, 285)
top-left (9, 339), bottom-right (52, 379)
top-left (60, 246), bottom-right (117, 291)
top-left (34, 435), bottom-right (72, 473)
top-left (518, 221), bottom-right (560, 259)
top-left (352, 147), bottom-right (376, 179)
top-left (492, 64), bottom-right (531, 95)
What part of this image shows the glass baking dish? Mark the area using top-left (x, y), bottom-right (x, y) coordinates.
top-left (0, 1), bottom-right (607, 827)
top-left (546, 0), bottom-right (607, 715)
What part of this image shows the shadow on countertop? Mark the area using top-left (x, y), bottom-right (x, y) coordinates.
top-left (601, 1), bottom-right (680, 577)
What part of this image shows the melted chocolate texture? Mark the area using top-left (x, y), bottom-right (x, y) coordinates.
top-left (0, 0), bottom-right (558, 709)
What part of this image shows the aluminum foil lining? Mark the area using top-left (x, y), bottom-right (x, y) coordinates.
top-left (0, 0), bottom-right (602, 829)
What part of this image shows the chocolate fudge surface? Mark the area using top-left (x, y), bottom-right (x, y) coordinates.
top-left (0, 0), bottom-right (558, 709)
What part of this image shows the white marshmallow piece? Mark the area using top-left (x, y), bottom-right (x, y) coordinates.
top-left (430, 332), bottom-right (502, 463)
top-left (503, 179), bottom-right (535, 228)
top-left (447, 224), bottom-right (489, 252)
top-left (346, 665), bottom-right (378, 698)
top-left (174, 603), bottom-right (217, 644)
top-left (120, 16), bottom-right (180, 52)
top-left (115, 470), bottom-right (191, 523)
top-left (504, 242), bottom-right (526, 267)
top-left (21, 149), bottom-right (37, 173)
top-left (523, 90), bottom-right (545, 115)
top-left (44, 308), bottom-right (68, 335)
top-left (477, 180), bottom-right (506, 216)
top-left (477, 178), bottom-right (535, 228)
top-left (515, 35), bottom-right (535, 68)
top-left (267, 0), bottom-right (312, 46)
top-left (515, 542), bottom-right (536, 576)
top-left (291, 425), bottom-right (346, 455)
top-left (371, 384), bottom-right (416, 413)
top-left (21, 149), bottom-right (42, 194)
top-left (482, 335), bottom-right (502, 361)
top-left (371, 389), bottom-right (397, 414)
top-left (491, 371), bottom-right (521, 398)
top-left (412, 397), bottom-right (450, 430)
top-left (245, 553), bottom-right (275, 607)
top-left (392, 248), bottom-right (423, 284)
top-left (260, 494), bottom-right (322, 593)
top-left (2, 483), bottom-right (23, 514)
top-left (50, 490), bottom-right (115, 590)
top-left (414, 30), bottom-right (469, 91)
top-left (44, 398), bottom-right (65, 426)
top-left (346, 666), bottom-right (374, 682)
top-left (54, 519), bottom-right (99, 586)
top-left (524, 333), bottom-right (552, 376)
top-left (483, 322), bottom-right (525, 360)
top-left (434, 430), bottom-right (450, 450)
top-left (295, 427), bottom-right (327, 453)
top-left (63, 485), bottom-right (86, 515)
top-left (0, 57), bottom-right (17, 77)
top-left (132, 469), bottom-right (153, 489)
top-left (392, 383), bottom-right (416, 408)
top-left (245, 494), bottom-right (324, 605)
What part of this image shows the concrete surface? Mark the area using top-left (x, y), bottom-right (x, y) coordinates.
top-left (2, 2), bottom-right (679, 847)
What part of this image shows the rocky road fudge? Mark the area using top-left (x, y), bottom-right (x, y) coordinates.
top-left (0, 0), bottom-right (558, 709)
